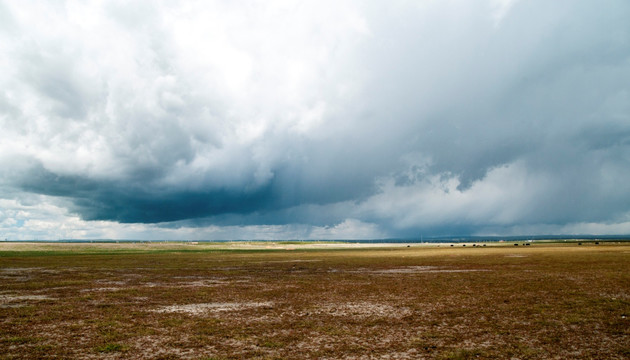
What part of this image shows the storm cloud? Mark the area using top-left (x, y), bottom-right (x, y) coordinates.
top-left (1, 0), bottom-right (629, 239)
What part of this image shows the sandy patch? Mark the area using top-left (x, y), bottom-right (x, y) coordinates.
top-left (599, 292), bottom-right (630, 300)
top-left (368, 266), bottom-right (439, 273)
top-left (178, 279), bottom-right (233, 287)
top-left (313, 302), bottom-right (411, 319)
top-left (1, 267), bottom-right (43, 273)
top-left (350, 266), bottom-right (491, 274)
top-left (254, 259), bottom-right (323, 264)
top-left (0, 294), bottom-right (56, 301)
top-left (81, 287), bottom-right (123, 292)
top-left (132, 334), bottom-right (212, 359)
top-left (94, 280), bottom-right (128, 286)
top-left (139, 278), bottom-right (241, 289)
top-left (0, 241), bottom-right (430, 253)
top-left (7, 267), bottom-right (60, 274)
top-left (0, 294), bottom-right (57, 308)
top-left (152, 301), bottom-right (274, 315)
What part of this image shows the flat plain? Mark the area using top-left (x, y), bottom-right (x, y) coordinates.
top-left (1, 241), bottom-right (629, 359)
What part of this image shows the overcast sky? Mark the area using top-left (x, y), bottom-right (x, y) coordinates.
top-left (1, 0), bottom-right (629, 240)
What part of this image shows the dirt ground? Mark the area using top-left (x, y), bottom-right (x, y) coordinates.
top-left (1, 242), bottom-right (629, 359)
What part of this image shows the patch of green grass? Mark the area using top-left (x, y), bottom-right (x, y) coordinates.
top-left (508, 343), bottom-right (541, 358)
top-left (94, 343), bottom-right (127, 353)
top-left (95, 321), bottom-right (128, 342)
top-left (257, 339), bottom-right (284, 348)
top-left (162, 317), bottom-right (185, 328)
top-left (316, 325), bottom-right (350, 336)
top-left (1, 336), bottom-right (40, 344)
top-left (564, 314), bottom-right (587, 325)
top-left (193, 318), bottom-right (223, 335)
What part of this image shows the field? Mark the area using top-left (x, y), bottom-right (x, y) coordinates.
top-left (1, 241), bottom-right (629, 359)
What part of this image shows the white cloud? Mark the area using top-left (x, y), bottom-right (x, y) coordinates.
top-left (490, 0), bottom-right (520, 26)
top-left (357, 161), bottom-right (548, 230)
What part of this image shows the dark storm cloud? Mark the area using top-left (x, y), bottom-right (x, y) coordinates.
top-left (16, 155), bottom-right (376, 224)
top-left (18, 164), bottom-right (274, 223)
top-left (1, 0), bottom-right (630, 238)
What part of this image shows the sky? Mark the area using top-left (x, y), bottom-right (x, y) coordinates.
top-left (1, 0), bottom-right (629, 240)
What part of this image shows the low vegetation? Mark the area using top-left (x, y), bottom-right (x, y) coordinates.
top-left (1, 242), bottom-right (628, 359)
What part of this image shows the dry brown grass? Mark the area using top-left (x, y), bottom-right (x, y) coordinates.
top-left (1, 242), bottom-right (629, 359)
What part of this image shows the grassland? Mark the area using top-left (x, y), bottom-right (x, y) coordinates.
top-left (1, 242), bottom-right (629, 359)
